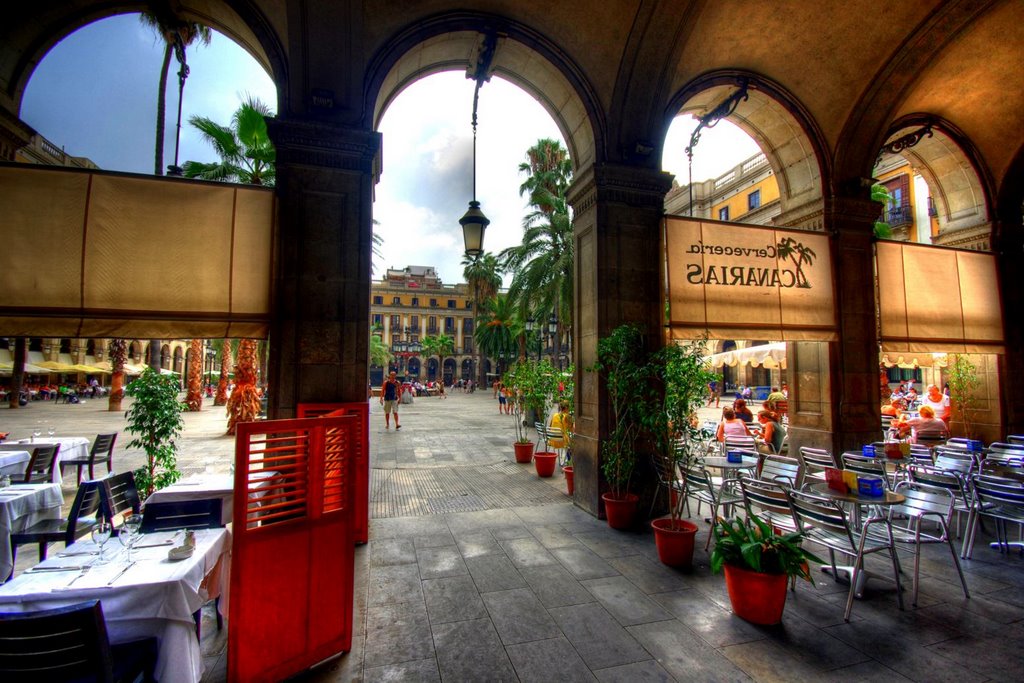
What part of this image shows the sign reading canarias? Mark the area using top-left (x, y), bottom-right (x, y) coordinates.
top-left (664, 216), bottom-right (836, 341)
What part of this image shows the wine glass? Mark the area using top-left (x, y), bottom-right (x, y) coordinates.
top-left (91, 518), bottom-right (111, 563)
top-left (119, 514), bottom-right (143, 561)
top-left (47, 423), bottom-right (55, 438)
top-left (32, 421), bottom-right (42, 443)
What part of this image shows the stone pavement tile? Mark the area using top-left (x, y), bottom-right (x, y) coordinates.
top-left (754, 609), bottom-right (871, 671)
top-left (593, 659), bottom-right (676, 682)
top-left (432, 617), bottom-right (518, 682)
top-left (606, 554), bottom-right (693, 594)
top-left (413, 532), bottom-right (456, 549)
top-left (927, 634), bottom-right (1024, 681)
top-left (506, 636), bottom-right (598, 682)
top-left (499, 536), bottom-right (559, 568)
top-left (416, 546), bottom-right (468, 579)
top-left (817, 660), bottom-right (913, 683)
top-left (775, 587), bottom-right (858, 628)
top-left (628, 620), bottom-right (754, 682)
top-left (720, 637), bottom-right (831, 682)
top-left (548, 602), bottom-right (651, 670)
top-left (445, 508), bottom-right (519, 534)
top-left (912, 600), bottom-right (1010, 637)
top-left (371, 516), bottom-right (451, 540)
top-left (512, 502), bottom-right (587, 527)
top-left (573, 530), bottom-right (652, 560)
top-left (481, 587), bottom-right (561, 645)
top-left (363, 601), bottom-right (434, 669)
top-left (823, 619), bottom-right (981, 683)
top-left (371, 538), bottom-right (417, 566)
top-left (520, 564), bottom-right (596, 608)
top-left (652, 588), bottom-right (766, 648)
top-left (551, 544), bottom-right (620, 580)
top-left (581, 576), bottom-right (672, 627)
top-left (363, 658), bottom-right (441, 683)
top-left (422, 575), bottom-right (488, 625)
top-left (490, 524), bottom-right (533, 540)
top-left (454, 530), bottom-right (503, 558)
top-left (529, 524), bottom-right (579, 549)
top-left (368, 564), bottom-right (423, 607)
top-left (465, 554), bottom-right (528, 593)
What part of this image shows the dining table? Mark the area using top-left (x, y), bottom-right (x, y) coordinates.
top-left (146, 470), bottom-right (280, 525)
top-left (0, 450), bottom-right (32, 480)
top-left (0, 483), bottom-right (63, 580)
top-left (0, 527), bottom-right (231, 683)
top-left (0, 435), bottom-right (92, 485)
top-left (703, 455), bottom-right (759, 471)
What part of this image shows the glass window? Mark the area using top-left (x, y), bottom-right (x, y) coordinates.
top-left (372, 314), bottom-right (382, 325)
top-left (718, 206), bottom-right (729, 221)
top-left (447, 299), bottom-right (456, 308)
top-left (464, 319), bottom-right (474, 333)
top-left (390, 315), bottom-right (400, 328)
top-left (445, 317), bottom-right (455, 333)
top-left (411, 297), bottom-right (419, 306)
top-left (410, 315), bottom-right (419, 327)
top-left (465, 300), bottom-right (473, 309)
top-left (748, 190), bottom-right (761, 210)
top-left (372, 295), bottom-right (382, 305)
top-left (463, 337), bottom-right (473, 353)
top-left (392, 296), bottom-right (401, 305)
top-left (430, 298), bottom-right (438, 307)
top-left (428, 316), bottom-right (437, 331)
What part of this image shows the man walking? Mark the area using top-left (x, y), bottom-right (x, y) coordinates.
top-left (381, 371), bottom-right (402, 430)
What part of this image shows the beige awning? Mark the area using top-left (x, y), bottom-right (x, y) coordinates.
top-left (0, 164), bottom-right (275, 339)
top-left (707, 342), bottom-right (787, 369)
top-left (664, 216), bottom-right (836, 342)
top-left (876, 241), bottom-right (1003, 353)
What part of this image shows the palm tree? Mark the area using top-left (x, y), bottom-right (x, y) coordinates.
top-left (475, 295), bottom-right (519, 378)
top-left (139, 12), bottom-right (212, 175)
top-left (214, 339), bottom-right (233, 406)
top-left (183, 96), bottom-right (276, 186)
top-left (227, 339), bottom-right (261, 435)
top-left (462, 252), bottom-right (503, 386)
top-left (107, 339), bottom-right (127, 412)
top-left (370, 333), bottom-right (391, 369)
top-left (185, 339), bottom-right (203, 411)
top-left (518, 138), bottom-right (572, 216)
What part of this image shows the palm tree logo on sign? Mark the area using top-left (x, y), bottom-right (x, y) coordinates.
top-left (776, 237), bottom-right (816, 289)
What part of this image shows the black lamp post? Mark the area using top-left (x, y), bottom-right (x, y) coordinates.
top-left (526, 316), bottom-right (541, 361)
top-left (547, 313), bottom-right (559, 368)
top-left (203, 340), bottom-right (216, 392)
top-left (460, 33), bottom-right (497, 258)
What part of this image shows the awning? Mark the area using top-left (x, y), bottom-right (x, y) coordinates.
top-left (706, 342), bottom-right (787, 369)
top-left (879, 353), bottom-right (948, 369)
top-left (0, 361), bottom-right (55, 375)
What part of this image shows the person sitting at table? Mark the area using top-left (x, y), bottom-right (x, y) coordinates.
top-left (895, 404), bottom-right (949, 443)
top-left (732, 398), bottom-right (754, 423)
top-left (716, 407), bottom-right (751, 442)
top-left (547, 402), bottom-right (573, 451)
top-left (765, 386), bottom-right (785, 410)
top-left (881, 398), bottom-right (905, 417)
top-left (754, 410), bottom-right (787, 454)
top-left (922, 384), bottom-right (951, 424)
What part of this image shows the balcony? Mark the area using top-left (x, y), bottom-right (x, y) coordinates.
top-left (927, 196), bottom-right (937, 217)
top-left (883, 202), bottom-right (913, 227)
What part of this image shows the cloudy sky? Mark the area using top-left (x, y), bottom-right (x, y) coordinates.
top-left (21, 13), bottom-right (758, 287)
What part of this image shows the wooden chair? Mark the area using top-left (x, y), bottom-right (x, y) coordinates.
top-left (0, 600), bottom-right (157, 682)
top-left (22, 444), bottom-right (60, 483)
top-left (7, 481), bottom-right (103, 578)
top-left (61, 432), bottom-right (117, 485)
top-left (140, 498), bottom-right (223, 534)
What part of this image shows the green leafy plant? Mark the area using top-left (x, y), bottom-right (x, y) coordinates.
top-left (710, 513), bottom-right (822, 581)
top-left (947, 353), bottom-right (981, 439)
top-left (872, 183), bottom-right (894, 239)
top-left (124, 368), bottom-right (184, 497)
top-left (504, 358), bottom-right (557, 443)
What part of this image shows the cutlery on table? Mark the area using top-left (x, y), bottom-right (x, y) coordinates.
top-left (107, 561), bottom-right (135, 586)
top-left (58, 550), bottom-right (100, 557)
top-left (133, 539), bottom-right (174, 549)
top-left (65, 566), bottom-right (91, 587)
top-left (28, 565), bottom-right (85, 573)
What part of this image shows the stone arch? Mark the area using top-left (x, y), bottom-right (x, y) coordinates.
top-left (364, 13), bottom-right (603, 174)
top-left (664, 71), bottom-right (830, 231)
top-left (877, 114), bottom-right (996, 250)
top-left (173, 346), bottom-right (184, 374)
top-left (443, 358), bottom-right (456, 383)
top-left (427, 357), bottom-right (439, 380)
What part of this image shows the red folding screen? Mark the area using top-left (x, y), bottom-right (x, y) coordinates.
top-left (228, 415), bottom-right (357, 682)
top-left (297, 402), bottom-right (369, 544)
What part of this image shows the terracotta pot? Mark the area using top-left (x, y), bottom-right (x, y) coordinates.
top-left (722, 564), bottom-right (789, 625)
top-left (650, 518), bottom-right (698, 568)
top-left (513, 441), bottom-right (535, 463)
top-left (601, 492), bottom-right (639, 530)
top-left (563, 466), bottom-right (574, 496)
top-left (534, 451), bottom-right (557, 477)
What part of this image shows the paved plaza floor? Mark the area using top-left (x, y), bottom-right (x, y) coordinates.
top-left (2, 392), bottom-right (1024, 681)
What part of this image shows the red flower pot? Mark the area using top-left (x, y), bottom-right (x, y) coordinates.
top-left (513, 441), bottom-right (535, 463)
top-left (534, 451), bottom-right (557, 477)
top-left (601, 492), bottom-right (639, 530)
top-left (723, 564), bottom-right (789, 625)
top-left (563, 466), bottom-right (574, 496)
top-left (650, 518), bottom-right (698, 568)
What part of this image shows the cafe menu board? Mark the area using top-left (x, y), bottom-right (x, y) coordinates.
top-left (664, 216), bottom-right (836, 342)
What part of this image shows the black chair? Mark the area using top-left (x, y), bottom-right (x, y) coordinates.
top-left (62, 432), bottom-right (117, 485)
top-left (99, 471), bottom-right (141, 530)
top-left (23, 444), bottom-right (60, 483)
top-left (8, 481), bottom-right (103, 578)
top-left (0, 600), bottom-right (157, 682)
top-left (139, 498), bottom-right (223, 533)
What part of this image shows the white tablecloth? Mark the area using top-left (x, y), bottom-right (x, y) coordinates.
top-left (0, 451), bottom-right (31, 479)
top-left (0, 483), bottom-right (63, 579)
top-left (7, 436), bottom-right (92, 484)
top-left (147, 471), bottom-right (279, 525)
top-left (0, 527), bottom-right (231, 683)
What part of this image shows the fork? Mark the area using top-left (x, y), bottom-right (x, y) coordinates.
top-left (65, 565), bottom-right (91, 587)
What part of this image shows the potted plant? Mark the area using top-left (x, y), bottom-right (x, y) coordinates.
top-left (710, 513), bottom-right (823, 625)
top-left (124, 367), bottom-right (185, 498)
top-left (588, 324), bottom-right (649, 529)
top-left (555, 365), bottom-right (576, 494)
top-left (642, 338), bottom-right (719, 567)
top-left (504, 359), bottom-right (556, 464)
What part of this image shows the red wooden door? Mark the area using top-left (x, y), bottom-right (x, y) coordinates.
top-left (297, 402), bottom-right (369, 544)
top-left (228, 415), bottom-right (357, 682)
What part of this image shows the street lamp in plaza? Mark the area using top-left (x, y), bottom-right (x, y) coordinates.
top-left (547, 313), bottom-right (559, 369)
top-left (459, 32), bottom-right (496, 258)
top-left (391, 326), bottom-right (422, 377)
top-left (203, 340), bottom-right (216, 391)
top-left (525, 316), bottom-right (540, 361)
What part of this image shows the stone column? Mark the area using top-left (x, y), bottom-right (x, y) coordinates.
top-left (994, 211), bottom-right (1024, 436)
top-left (789, 196), bottom-right (881, 455)
top-left (265, 118), bottom-right (380, 417)
top-left (567, 163), bottom-right (674, 517)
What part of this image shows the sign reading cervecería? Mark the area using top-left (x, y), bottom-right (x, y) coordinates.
top-left (664, 216), bottom-right (835, 340)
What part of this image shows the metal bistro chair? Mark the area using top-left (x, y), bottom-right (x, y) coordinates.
top-left (786, 488), bottom-right (904, 622)
top-left (8, 481), bottom-right (103, 577)
top-left (724, 434), bottom-right (757, 451)
top-left (908, 463), bottom-right (973, 538)
top-left (22, 444), bottom-right (60, 484)
top-left (1007, 435), bottom-right (1024, 446)
top-left (649, 448), bottom-right (686, 518)
top-left (61, 432), bottom-right (117, 485)
top-left (99, 471), bottom-right (142, 530)
top-left (139, 498), bottom-right (223, 534)
top-left (739, 474), bottom-right (800, 535)
top-left (680, 459), bottom-right (743, 550)
top-left (757, 453), bottom-right (803, 489)
top-left (879, 481), bottom-right (971, 606)
top-left (963, 473), bottom-right (1024, 559)
top-left (841, 453), bottom-right (894, 491)
top-left (0, 600), bottom-right (157, 682)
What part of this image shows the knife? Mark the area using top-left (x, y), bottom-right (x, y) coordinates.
top-left (28, 565), bottom-right (85, 573)
top-left (133, 540), bottom-right (174, 549)
top-left (107, 561), bottom-right (135, 585)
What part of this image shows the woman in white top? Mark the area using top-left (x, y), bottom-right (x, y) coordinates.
top-left (921, 384), bottom-right (951, 423)
top-left (716, 407), bottom-right (751, 442)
